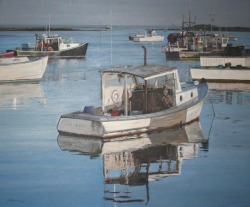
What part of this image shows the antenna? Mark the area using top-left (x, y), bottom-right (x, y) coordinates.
top-left (99, 17), bottom-right (102, 68)
top-left (142, 46), bottom-right (147, 66)
top-left (110, 0), bottom-right (113, 66)
top-left (182, 11), bottom-right (196, 31)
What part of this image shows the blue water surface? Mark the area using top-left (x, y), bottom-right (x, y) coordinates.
top-left (1, 27), bottom-right (250, 207)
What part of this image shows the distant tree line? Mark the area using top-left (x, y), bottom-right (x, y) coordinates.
top-left (192, 24), bottom-right (250, 32)
top-left (0, 26), bottom-right (77, 31)
top-left (1, 24), bottom-right (250, 32)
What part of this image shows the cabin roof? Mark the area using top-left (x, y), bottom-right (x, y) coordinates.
top-left (101, 65), bottom-right (177, 80)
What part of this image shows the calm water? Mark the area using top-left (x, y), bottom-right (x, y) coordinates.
top-left (1, 27), bottom-right (250, 207)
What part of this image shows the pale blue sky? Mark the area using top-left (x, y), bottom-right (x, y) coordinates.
top-left (0, 0), bottom-right (249, 27)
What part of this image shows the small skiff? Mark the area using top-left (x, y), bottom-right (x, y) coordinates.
top-left (0, 56), bottom-right (48, 82)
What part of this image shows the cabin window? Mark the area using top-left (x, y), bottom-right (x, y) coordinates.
top-left (180, 95), bottom-right (183, 102)
top-left (165, 73), bottom-right (177, 91)
top-left (105, 74), bottom-right (124, 87)
top-left (136, 77), bottom-right (144, 85)
top-left (191, 92), bottom-right (193, 98)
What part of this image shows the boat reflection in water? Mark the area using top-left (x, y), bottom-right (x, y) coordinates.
top-left (206, 83), bottom-right (250, 106)
top-left (0, 83), bottom-right (45, 110)
top-left (57, 121), bottom-right (208, 204)
top-left (208, 82), bottom-right (250, 92)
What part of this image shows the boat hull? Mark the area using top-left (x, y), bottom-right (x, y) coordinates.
top-left (16, 42), bottom-right (88, 58)
top-left (200, 56), bottom-right (250, 67)
top-left (57, 82), bottom-right (207, 138)
top-left (179, 50), bottom-right (225, 60)
top-left (0, 56), bottom-right (48, 82)
top-left (165, 51), bottom-right (180, 59)
top-left (134, 36), bottom-right (164, 42)
top-left (190, 67), bottom-right (250, 83)
top-left (58, 100), bottom-right (204, 138)
top-left (0, 51), bottom-right (14, 58)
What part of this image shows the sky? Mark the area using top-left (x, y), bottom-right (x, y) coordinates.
top-left (0, 0), bottom-right (250, 27)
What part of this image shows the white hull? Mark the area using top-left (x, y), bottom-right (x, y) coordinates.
top-left (57, 93), bottom-right (206, 138)
top-left (134, 36), bottom-right (164, 42)
top-left (200, 56), bottom-right (250, 67)
top-left (0, 56), bottom-right (29, 64)
top-left (0, 56), bottom-right (48, 82)
top-left (57, 121), bottom-right (206, 155)
top-left (179, 50), bottom-right (225, 60)
top-left (190, 67), bottom-right (250, 83)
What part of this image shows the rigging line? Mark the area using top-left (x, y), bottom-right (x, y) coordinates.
top-left (99, 17), bottom-right (102, 68)
top-left (110, 0), bottom-right (113, 66)
top-left (208, 101), bottom-right (216, 140)
top-left (48, 14), bottom-right (51, 37)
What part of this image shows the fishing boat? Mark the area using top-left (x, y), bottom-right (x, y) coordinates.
top-left (190, 65), bottom-right (250, 83)
top-left (162, 32), bottom-right (187, 59)
top-left (162, 12), bottom-right (245, 60)
top-left (57, 49), bottom-right (208, 138)
top-left (0, 56), bottom-right (48, 83)
top-left (14, 33), bottom-right (88, 58)
top-left (130, 30), bottom-right (164, 42)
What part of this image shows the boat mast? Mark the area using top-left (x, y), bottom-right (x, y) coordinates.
top-left (182, 11), bottom-right (196, 32)
top-left (48, 15), bottom-right (51, 37)
top-left (142, 46), bottom-right (148, 113)
top-left (124, 74), bottom-right (128, 116)
top-left (208, 8), bottom-right (215, 32)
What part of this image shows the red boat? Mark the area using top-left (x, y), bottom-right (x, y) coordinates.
top-left (0, 51), bottom-right (14, 58)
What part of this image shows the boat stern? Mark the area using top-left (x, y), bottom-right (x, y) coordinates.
top-left (57, 112), bottom-right (105, 137)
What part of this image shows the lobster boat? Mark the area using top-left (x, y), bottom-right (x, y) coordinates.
top-left (57, 60), bottom-right (208, 138)
top-left (14, 33), bottom-right (88, 58)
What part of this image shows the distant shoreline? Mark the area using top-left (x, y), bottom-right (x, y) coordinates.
top-left (0, 26), bottom-right (111, 32)
top-left (0, 25), bottom-right (250, 32)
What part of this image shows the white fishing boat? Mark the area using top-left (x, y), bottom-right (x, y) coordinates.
top-left (131, 30), bottom-right (164, 42)
top-left (190, 65), bottom-right (250, 83)
top-left (57, 53), bottom-right (208, 138)
top-left (0, 56), bottom-right (48, 82)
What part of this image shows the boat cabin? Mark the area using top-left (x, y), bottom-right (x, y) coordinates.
top-left (33, 34), bottom-right (79, 52)
top-left (100, 65), bottom-right (197, 116)
top-left (184, 33), bottom-right (229, 52)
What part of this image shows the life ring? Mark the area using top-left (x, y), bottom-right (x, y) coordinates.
top-left (112, 90), bottom-right (119, 103)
